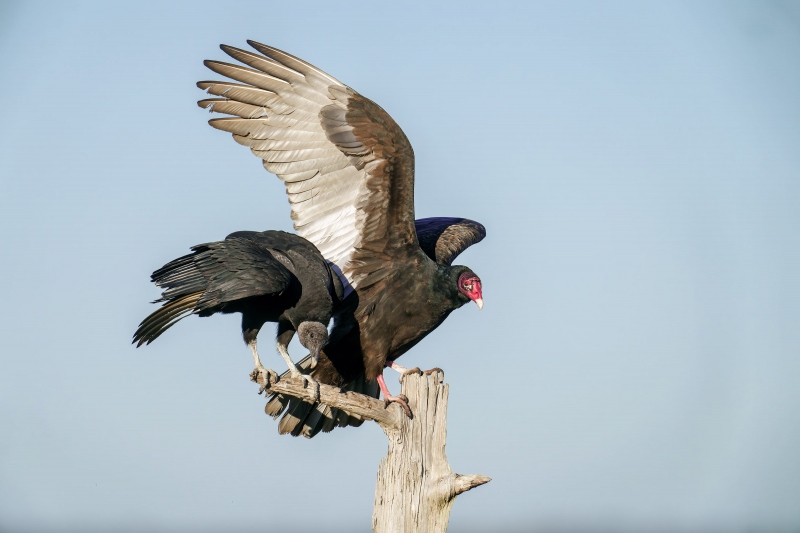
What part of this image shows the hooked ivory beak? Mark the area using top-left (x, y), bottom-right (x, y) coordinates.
top-left (474, 298), bottom-right (484, 310)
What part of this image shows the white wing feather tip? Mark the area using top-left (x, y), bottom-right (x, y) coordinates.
top-left (246, 40), bottom-right (345, 86)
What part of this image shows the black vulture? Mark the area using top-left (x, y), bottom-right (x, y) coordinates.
top-left (134, 230), bottom-right (343, 396)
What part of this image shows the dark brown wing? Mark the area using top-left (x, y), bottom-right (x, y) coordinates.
top-left (414, 217), bottom-right (486, 265)
top-left (198, 41), bottom-right (416, 296)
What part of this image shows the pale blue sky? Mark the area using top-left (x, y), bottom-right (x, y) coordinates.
top-left (1, 1), bottom-right (799, 532)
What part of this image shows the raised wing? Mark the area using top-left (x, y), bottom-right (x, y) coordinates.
top-left (198, 41), bottom-right (417, 295)
top-left (414, 217), bottom-right (486, 266)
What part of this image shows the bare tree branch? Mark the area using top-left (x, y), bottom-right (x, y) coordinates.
top-left (454, 474), bottom-right (492, 496)
top-left (250, 370), bottom-right (402, 429)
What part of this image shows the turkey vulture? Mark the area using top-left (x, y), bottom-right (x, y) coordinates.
top-left (133, 230), bottom-right (343, 394)
top-left (198, 42), bottom-right (486, 436)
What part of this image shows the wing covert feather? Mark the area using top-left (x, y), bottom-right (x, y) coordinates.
top-left (414, 217), bottom-right (486, 266)
top-left (192, 239), bottom-right (292, 309)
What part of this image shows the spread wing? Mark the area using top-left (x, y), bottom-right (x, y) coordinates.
top-left (198, 41), bottom-right (417, 296)
top-left (414, 217), bottom-right (486, 266)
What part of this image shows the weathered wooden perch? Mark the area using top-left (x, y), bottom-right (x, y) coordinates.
top-left (251, 368), bottom-right (490, 532)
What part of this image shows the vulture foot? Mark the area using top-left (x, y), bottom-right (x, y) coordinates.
top-left (423, 367), bottom-right (444, 381)
top-left (252, 366), bottom-right (279, 394)
top-left (384, 394), bottom-right (412, 418)
top-left (400, 367), bottom-right (423, 379)
top-left (290, 368), bottom-right (320, 403)
top-left (385, 361), bottom-right (411, 381)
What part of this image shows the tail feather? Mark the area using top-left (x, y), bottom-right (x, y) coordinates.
top-left (264, 355), bottom-right (379, 438)
top-left (133, 292), bottom-right (202, 346)
top-left (264, 394), bottom-right (288, 418)
top-left (319, 405), bottom-right (338, 433)
top-left (151, 245), bottom-right (212, 301)
top-left (134, 245), bottom-right (214, 347)
top-left (140, 293), bottom-right (199, 332)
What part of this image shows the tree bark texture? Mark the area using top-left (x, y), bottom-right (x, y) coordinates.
top-left (372, 370), bottom-right (490, 533)
top-left (253, 368), bottom-right (490, 533)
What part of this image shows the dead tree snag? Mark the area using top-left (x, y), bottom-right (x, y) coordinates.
top-left (252, 369), bottom-right (490, 532)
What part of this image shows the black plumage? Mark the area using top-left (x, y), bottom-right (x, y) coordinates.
top-left (134, 230), bottom-right (342, 390)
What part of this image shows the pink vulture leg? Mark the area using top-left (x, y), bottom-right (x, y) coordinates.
top-left (385, 360), bottom-right (422, 380)
top-left (385, 361), bottom-right (408, 374)
top-left (377, 372), bottom-right (411, 418)
top-left (385, 361), bottom-right (443, 380)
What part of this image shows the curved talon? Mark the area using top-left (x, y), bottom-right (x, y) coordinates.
top-left (400, 367), bottom-right (423, 379)
top-left (254, 367), bottom-right (279, 394)
top-left (289, 368), bottom-right (320, 403)
top-left (301, 374), bottom-right (321, 403)
top-left (423, 367), bottom-right (444, 381)
top-left (258, 366), bottom-right (280, 394)
top-left (384, 394), bottom-right (412, 418)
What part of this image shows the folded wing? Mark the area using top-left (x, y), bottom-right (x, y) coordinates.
top-left (132, 238), bottom-right (292, 346)
top-left (415, 217), bottom-right (486, 266)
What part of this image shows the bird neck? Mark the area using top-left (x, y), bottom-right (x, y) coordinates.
top-left (437, 265), bottom-right (471, 306)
